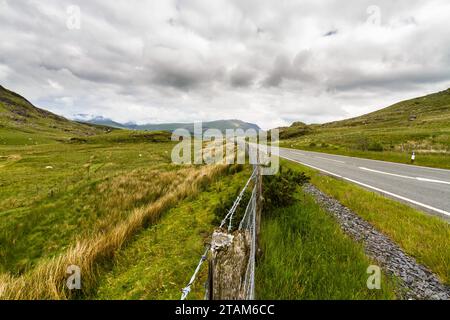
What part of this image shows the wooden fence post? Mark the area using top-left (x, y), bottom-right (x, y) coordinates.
top-left (209, 229), bottom-right (251, 300)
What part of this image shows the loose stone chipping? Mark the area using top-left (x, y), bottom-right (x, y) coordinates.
top-left (303, 183), bottom-right (450, 300)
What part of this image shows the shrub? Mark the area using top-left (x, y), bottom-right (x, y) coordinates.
top-left (263, 166), bottom-right (309, 215)
top-left (368, 142), bottom-right (384, 152)
top-left (213, 187), bottom-right (251, 230)
top-left (309, 142), bottom-right (317, 147)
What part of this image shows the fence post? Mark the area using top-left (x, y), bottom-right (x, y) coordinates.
top-left (184, 165), bottom-right (259, 300)
top-left (255, 158), bottom-right (263, 258)
top-left (208, 229), bottom-right (251, 300)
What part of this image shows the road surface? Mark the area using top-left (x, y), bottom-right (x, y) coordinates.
top-left (278, 147), bottom-right (450, 219)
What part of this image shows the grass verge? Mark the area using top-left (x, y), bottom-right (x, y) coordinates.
top-left (256, 191), bottom-right (397, 299)
top-left (282, 159), bottom-right (450, 285)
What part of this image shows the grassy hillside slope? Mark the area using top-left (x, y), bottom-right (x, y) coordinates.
top-left (279, 88), bottom-right (450, 168)
top-left (0, 85), bottom-right (109, 145)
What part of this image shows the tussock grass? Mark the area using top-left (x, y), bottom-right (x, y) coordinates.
top-left (94, 168), bottom-right (250, 300)
top-left (0, 164), bottom-right (228, 300)
top-left (0, 141), bottom-right (176, 273)
top-left (282, 159), bottom-right (450, 285)
top-left (256, 193), bottom-right (396, 299)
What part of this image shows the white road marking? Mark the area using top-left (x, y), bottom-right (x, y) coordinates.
top-left (279, 147), bottom-right (450, 173)
top-left (359, 167), bottom-right (450, 185)
top-left (280, 155), bottom-right (450, 217)
top-left (342, 177), bottom-right (450, 217)
top-left (287, 150), bottom-right (305, 156)
top-left (416, 177), bottom-right (450, 185)
top-left (315, 156), bottom-right (345, 164)
top-left (281, 156), bottom-right (343, 178)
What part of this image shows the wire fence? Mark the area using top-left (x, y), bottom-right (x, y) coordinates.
top-left (181, 165), bottom-right (259, 300)
top-left (238, 184), bottom-right (257, 300)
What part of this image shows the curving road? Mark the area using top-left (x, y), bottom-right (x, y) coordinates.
top-left (279, 147), bottom-right (450, 219)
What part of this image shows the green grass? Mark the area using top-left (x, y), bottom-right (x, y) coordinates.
top-left (278, 88), bottom-right (450, 169)
top-left (282, 159), bottom-right (450, 285)
top-left (256, 191), bottom-right (397, 300)
top-left (0, 134), bottom-right (176, 274)
top-left (94, 167), bottom-right (251, 300)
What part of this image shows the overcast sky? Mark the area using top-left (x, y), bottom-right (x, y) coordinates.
top-left (1, 0), bottom-right (450, 129)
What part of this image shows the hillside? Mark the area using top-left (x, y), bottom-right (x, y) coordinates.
top-left (82, 117), bottom-right (261, 134)
top-left (0, 85), bottom-right (108, 145)
top-left (277, 88), bottom-right (450, 168)
top-left (325, 88), bottom-right (450, 129)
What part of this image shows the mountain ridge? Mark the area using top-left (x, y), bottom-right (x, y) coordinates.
top-left (78, 116), bottom-right (261, 134)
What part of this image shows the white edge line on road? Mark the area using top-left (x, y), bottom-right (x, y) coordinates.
top-left (281, 155), bottom-right (450, 217)
top-left (343, 177), bottom-right (450, 217)
top-left (360, 167), bottom-right (450, 185)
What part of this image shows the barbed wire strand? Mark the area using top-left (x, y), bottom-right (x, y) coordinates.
top-left (221, 168), bottom-right (256, 229)
top-left (181, 167), bottom-right (257, 300)
top-left (180, 246), bottom-right (210, 300)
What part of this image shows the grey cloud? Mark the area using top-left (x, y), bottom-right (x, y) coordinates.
top-left (229, 67), bottom-right (256, 87)
top-left (1, 0), bottom-right (450, 129)
top-left (324, 29), bottom-right (338, 37)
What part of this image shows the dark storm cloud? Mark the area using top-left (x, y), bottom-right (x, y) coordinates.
top-left (1, 0), bottom-right (450, 129)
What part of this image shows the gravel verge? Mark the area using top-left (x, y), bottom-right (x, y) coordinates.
top-left (303, 183), bottom-right (450, 300)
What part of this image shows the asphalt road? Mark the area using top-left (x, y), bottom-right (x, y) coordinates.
top-left (279, 147), bottom-right (450, 219)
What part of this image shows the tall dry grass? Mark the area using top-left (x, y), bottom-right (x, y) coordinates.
top-left (0, 164), bottom-right (228, 300)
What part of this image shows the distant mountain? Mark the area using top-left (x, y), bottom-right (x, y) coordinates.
top-left (74, 115), bottom-right (128, 129)
top-left (0, 85), bottom-right (107, 143)
top-left (81, 117), bottom-right (261, 134)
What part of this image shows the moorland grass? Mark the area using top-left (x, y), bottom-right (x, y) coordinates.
top-left (0, 140), bottom-right (176, 273)
top-left (256, 192), bottom-right (396, 300)
top-left (282, 159), bottom-right (450, 285)
top-left (0, 163), bottom-right (232, 299)
top-left (94, 167), bottom-right (251, 300)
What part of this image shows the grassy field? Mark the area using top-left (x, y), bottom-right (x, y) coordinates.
top-left (0, 86), bottom-right (259, 300)
top-left (256, 189), bottom-right (397, 300)
top-left (0, 131), bottom-right (173, 274)
top-left (0, 126), bottom-right (251, 299)
top-left (94, 167), bottom-right (251, 300)
top-left (278, 88), bottom-right (450, 169)
top-left (281, 159), bottom-right (450, 286)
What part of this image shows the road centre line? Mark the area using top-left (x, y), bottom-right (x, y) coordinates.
top-left (315, 156), bottom-right (346, 164)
